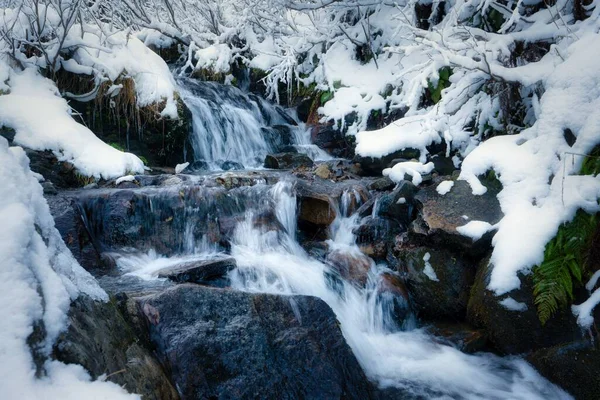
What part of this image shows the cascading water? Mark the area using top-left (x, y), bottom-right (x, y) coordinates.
top-left (227, 181), bottom-right (571, 400)
top-left (177, 78), bottom-right (330, 168)
top-left (87, 80), bottom-right (572, 399)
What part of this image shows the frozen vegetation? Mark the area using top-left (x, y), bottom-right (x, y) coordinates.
top-left (0, 0), bottom-right (598, 398)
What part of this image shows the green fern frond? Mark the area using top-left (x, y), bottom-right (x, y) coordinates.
top-left (533, 210), bottom-right (598, 325)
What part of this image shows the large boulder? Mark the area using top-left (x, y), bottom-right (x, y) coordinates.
top-left (136, 285), bottom-right (373, 399)
top-left (527, 340), bottom-right (600, 400)
top-left (53, 296), bottom-right (179, 400)
top-left (410, 179), bottom-right (502, 257)
top-left (467, 258), bottom-right (584, 354)
top-left (264, 152), bottom-right (314, 169)
top-left (391, 244), bottom-right (475, 321)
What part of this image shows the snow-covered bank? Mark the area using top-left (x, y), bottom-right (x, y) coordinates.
top-left (0, 67), bottom-right (144, 179)
top-left (0, 137), bottom-right (138, 399)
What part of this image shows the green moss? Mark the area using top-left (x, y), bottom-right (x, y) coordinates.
top-left (109, 142), bottom-right (125, 151)
top-left (427, 67), bottom-right (452, 104)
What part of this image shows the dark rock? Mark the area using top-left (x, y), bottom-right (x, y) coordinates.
top-left (264, 152), bottom-right (314, 169)
top-left (467, 258), bottom-right (583, 354)
top-left (563, 128), bottom-right (576, 147)
top-left (431, 155), bottom-right (456, 176)
top-left (425, 322), bottom-right (488, 354)
top-left (367, 176), bottom-right (395, 191)
top-left (219, 160), bottom-right (244, 171)
top-left (353, 148), bottom-right (420, 176)
top-left (411, 179), bottom-right (502, 257)
top-left (527, 340), bottom-right (600, 400)
top-left (42, 181), bottom-right (58, 195)
top-left (136, 284), bottom-right (373, 400)
top-left (0, 126), bottom-right (15, 143)
top-left (297, 187), bottom-right (337, 228)
top-left (185, 160), bottom-right (210, 172)
top-left (53, 296), bottom-right (179, 400)
top-left (326, 250), bottom-right (373, 287)
top-left (391, 244), bottom-right (475, 321)
top-left (47, 194), bottom-right (99, 271)
top-left (75, 184), bottom-right (271, 256)
top-left (354, 216), bottom-right (402, 260)
top-left (262, 125), bottom-right (295, 151)
top-left (156, 257), bottom-right (236, 287)
top-left (311, 124), bottom-right (355, 159)
top-left (297, 97), bottom-right (313, 123)
top-left (376, 181), bottom-right (418, 225)
top-left (25, 149), bottom-right (80, 188)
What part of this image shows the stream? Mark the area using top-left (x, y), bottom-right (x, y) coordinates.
top-left (78, 79), bottom-right (572, 399)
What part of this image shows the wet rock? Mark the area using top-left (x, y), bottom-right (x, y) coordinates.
top-left (376, 272), bottom-right (413, 330)
top-left (25, 148), bottom-right (80, 188)
top-left (367, 176), bottom-right (395, 191)
top-left (376, 181), bottom-right (418, 225)
top-left (353, 148), bottom-right (420, 176)
top-left (297, 187), bottom-right (337, 228)
top-left (527, 340), bottom-right (600, 400)
top-left (219, 160), bottom-right (244, 171)
top-left (262, 125), bottom-right (294, 151)
top-left (42, 181), bottom-right (57, 195)
top-left (296, 97), bottom-right (313, 123)
top-left (76, 184), bottom-right (270, 256)
top-left (425, 322), bottom-right (488, 354)
top-left (411, 179), bottom-right (502, 257)
top-left (431, 155), bottom-right (457, 176)
top-left (53, 296), bottom-right (179, 400)
top-left (136, 284), bottom-right (373, 400)
top-left (354, 216), bottom-right (402, 260)
top-left (156, 257), bottom-right (236, 287)
top-left (264, 152), bottom-right (314, 169)
top-left (47, 194), bottom-right (98, 271)
top-left (314, 163), bottom-right (332, 179)
top-left (467, 258), bottom-right (583, 354)
top-left (311, 124), bottom-right (355, 159)
top-left (326, 250), bottom-right (373, 287)
top-left (184, 160), bottom-right (210, 173)
top-left (391, 244), bottom-right (475, 321)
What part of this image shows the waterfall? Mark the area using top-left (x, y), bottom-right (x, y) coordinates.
top-left (177, 78), bottom-right (330, 168)
top-left (227, 181), bottom-right (571, 400)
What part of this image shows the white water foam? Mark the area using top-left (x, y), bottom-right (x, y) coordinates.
top-left (228, 181), bottom-right (572, 400)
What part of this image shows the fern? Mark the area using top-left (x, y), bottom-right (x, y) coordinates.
top-left (533, 210), bottom-right (598, 324)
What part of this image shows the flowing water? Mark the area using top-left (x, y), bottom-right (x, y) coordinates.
top-left (177, 78), bottom-right (329, 168)
top-left (97, 80), bottom-right (572, 399)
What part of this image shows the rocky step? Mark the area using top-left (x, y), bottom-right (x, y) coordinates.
top-left (156, 257), bottom-right (236, 287)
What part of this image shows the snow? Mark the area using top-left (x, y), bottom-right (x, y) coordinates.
top-left (0, 68), bottom-right (144, 180)
top-left (436, 180), bottom-right (454, 196)
top-left (459, 33), bottom-right (600, 295)
top-left (115, 175), bottom-right (137, 185)
top-left (499, 297), bottom-right (528, 312)
top-left (175, 162), bottom-right (190, 174)
top-left (356, 115), bottom-right (442, 162)
top-left (572, 288), bottom-right (600, 329)
top-left (383, 161), bottom-right (434, 186)
top-left (422, 252), bottom-right (439, 282)
top-left (585, 270), bottom-right (600, 292)
top-left (69, 30), bottom-right (179, 119)
top-left (0, 137), bottom-right (138, 400)
top-left (456, 221), bottom-right (495, 242)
